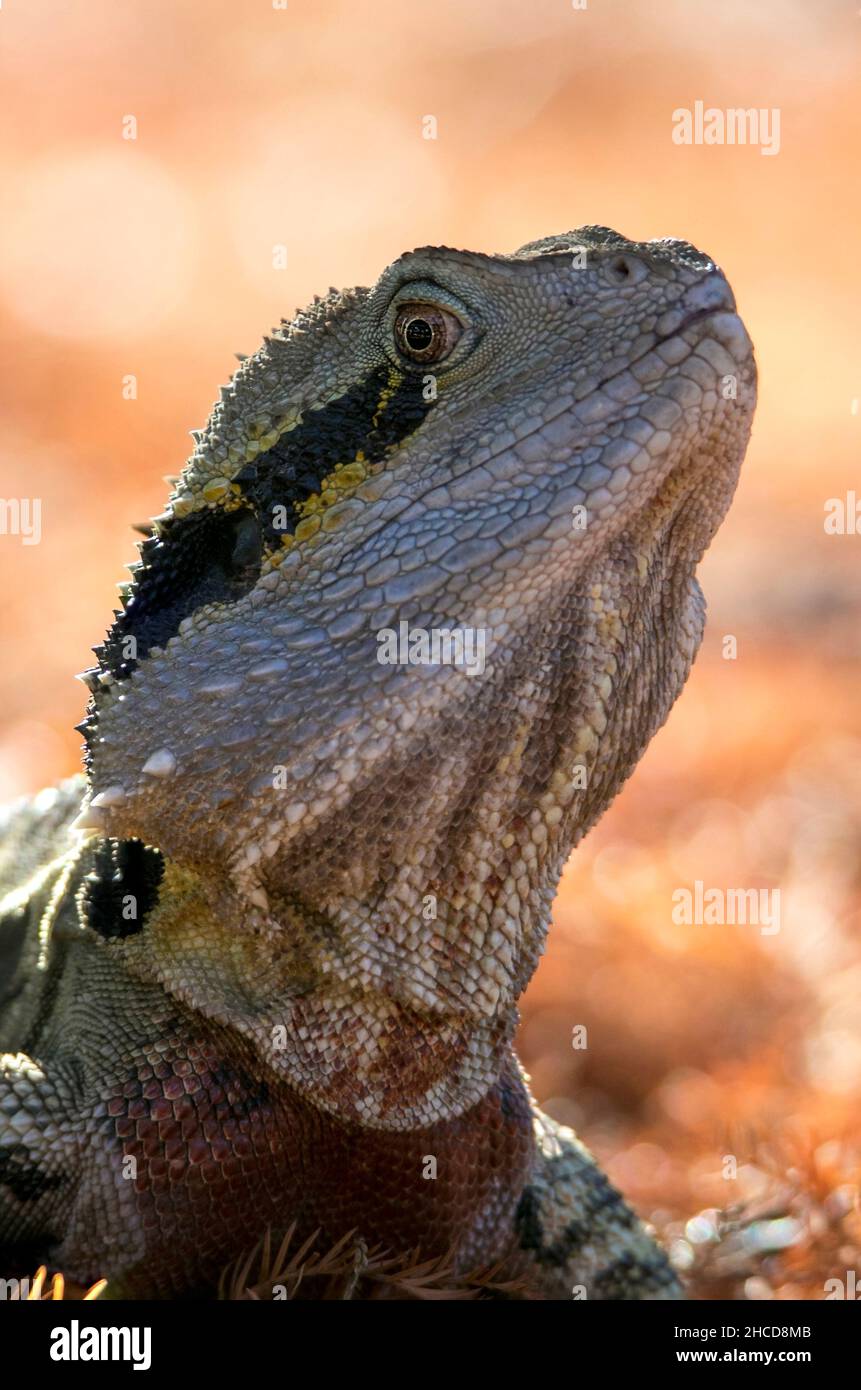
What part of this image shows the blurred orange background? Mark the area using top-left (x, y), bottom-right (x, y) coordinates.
top-left (1, 0), bottom-right (859, 1298)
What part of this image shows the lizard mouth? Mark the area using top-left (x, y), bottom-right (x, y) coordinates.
top-left (668, 302), bottom-right (742, 342)
top-left (667, 304), bottom-right (728, 336)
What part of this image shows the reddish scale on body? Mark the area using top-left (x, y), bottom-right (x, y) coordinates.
top-left (100, 1036), bottom-right (533, 1296)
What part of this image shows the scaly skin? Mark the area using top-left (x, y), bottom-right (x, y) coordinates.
top-left (0, 227), bottom-right (755, 1298)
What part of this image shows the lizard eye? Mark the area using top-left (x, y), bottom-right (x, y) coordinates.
top-left (394, 304), bottom-right (462, 364)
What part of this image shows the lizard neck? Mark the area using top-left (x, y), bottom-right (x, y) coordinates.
top-left (115, 860), bottom-right (519, 1131)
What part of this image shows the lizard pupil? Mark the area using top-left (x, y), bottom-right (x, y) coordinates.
top-left (405, 317), bottom-right (433, 351)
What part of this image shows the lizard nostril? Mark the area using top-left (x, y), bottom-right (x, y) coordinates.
top-left (604, 253), bottom-right (647, 286)
top-left (96, 506), bottom-right (263, 682)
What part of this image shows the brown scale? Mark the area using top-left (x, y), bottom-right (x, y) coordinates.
top-left (100, 1035), bottom-right (534, 1298)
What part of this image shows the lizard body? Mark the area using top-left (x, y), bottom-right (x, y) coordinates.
top-left (0, 227), bottom-right (755, 1298)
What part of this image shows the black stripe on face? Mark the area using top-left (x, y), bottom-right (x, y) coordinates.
top-left (96, 506), bottom-right (263, 683)
top-left (79, 839), bottom-right (165, 941)
top-left (234, 363), bottom-right (432, 546)
top-left (0, 1145), bottom-right (66, 1202)
top-left (90, 365), bottom-right (433, 703)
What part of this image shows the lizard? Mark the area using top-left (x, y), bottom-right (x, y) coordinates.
top-left (0, 226), bottom-right (756, 1299)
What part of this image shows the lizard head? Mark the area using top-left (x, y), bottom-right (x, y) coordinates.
top-left (78, 227), bottom-right (756, 1127)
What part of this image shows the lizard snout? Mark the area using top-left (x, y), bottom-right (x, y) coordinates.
top-left (681, 268), bottom-right (737, 318)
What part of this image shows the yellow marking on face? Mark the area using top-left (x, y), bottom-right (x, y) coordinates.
top-left (370, 369), bottom-right (403, 427)
top-left (293, 514), bottom-right (321, 541)
top-left (291, 368), bottom-right (404, 528)
top-left (202, 478), bottom-right (231, 503)
top-left (203, 367), bottom-right (416, 577)
top-left (235, 409), bottom-right (303, 467)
